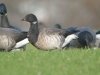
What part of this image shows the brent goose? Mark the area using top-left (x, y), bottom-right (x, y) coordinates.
top-left (21, 14), bottom-right (79, 50)
top-left (0, 3), bottom-right (29, 51)
top-left (68, 27), bottom-right (96, 48)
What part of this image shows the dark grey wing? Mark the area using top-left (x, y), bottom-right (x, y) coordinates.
top-left (53, 25), bottom-right (79, 37)
top-left (0, 28), bottom-right (27, 42)
top-left (7, 28), bottom-right (27, 42)
top-left (44, 28), bottom-right (78, 37)
top-left (66, 27), bottom-right (79, 32)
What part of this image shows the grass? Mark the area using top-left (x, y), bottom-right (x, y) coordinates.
top-left (0, 44), bottom-right (100, 75)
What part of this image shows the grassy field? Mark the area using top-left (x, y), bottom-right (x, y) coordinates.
top-left (0, 44), bottom-right (100, 75)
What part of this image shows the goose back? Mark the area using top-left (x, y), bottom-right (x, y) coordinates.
top-left (0, 27), bottom-right (27, 42)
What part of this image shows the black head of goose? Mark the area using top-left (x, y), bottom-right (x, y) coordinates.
top-left (0, 3), bottom-right (21, 29)
top-left (0, 3), bottom-right (14, 28)
top-left (0, 3), bottom-right (7, 15)
top-left (0, 3), bottom-right (29, 51)
top-left (22, 14), bottom-right (78, 50)
top-left (54, 24), bottom-right (62, 29)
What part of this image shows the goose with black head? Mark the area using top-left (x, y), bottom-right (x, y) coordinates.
top-left (22, 14), bottom-right (79, 50)
top-left (0, 3), bottom-right (29, 51)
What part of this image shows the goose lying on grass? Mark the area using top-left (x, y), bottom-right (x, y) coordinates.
top-left (68, 27), bottom-right (96, 48)
top-left (21, 14), bottom-right (79, 50)
top-left (54, 24), bottom-right (96, 48)
top-left (0, 3), bottom-right (29, 51)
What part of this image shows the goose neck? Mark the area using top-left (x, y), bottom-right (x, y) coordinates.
top-left (28, 22), bottom-right (39, 43)
top-left (29, 22), bottom-right (39, 33)
top-left (0, 15), bottom-right (10, 27)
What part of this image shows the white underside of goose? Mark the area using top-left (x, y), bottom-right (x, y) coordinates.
top-left (14, 38), bottom-right (29, 49)
top-left (62, 34), bottom-right (78, 48)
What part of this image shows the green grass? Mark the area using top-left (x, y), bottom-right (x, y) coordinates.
top-left (0, 44), bottom-right (100, 75)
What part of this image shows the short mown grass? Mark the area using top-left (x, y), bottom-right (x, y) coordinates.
top-left (0, 44), bottom-right (100, 75)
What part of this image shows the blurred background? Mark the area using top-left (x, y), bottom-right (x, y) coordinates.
top-left (0, 0), bottom-right (100, 31)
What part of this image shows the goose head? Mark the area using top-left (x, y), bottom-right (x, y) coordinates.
top-left (54, 24), bottom-right (62, 29)
top-left (0, 3), bottom-right (7, 15)
top-left (22, 14), bottom-right (38, 24)
top-left (22, 14), bottom-right (39, 45)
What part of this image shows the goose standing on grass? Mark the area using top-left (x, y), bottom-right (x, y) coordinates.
top-left (21, 14), bottom-right (79, 50)
top-left (0, 3), bottom-right (29, 51)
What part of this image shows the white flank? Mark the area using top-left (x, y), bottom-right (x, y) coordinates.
top-left (62, 34), bottom-right (78, 48)
top-left (96, 34), bottom-right (100, 40)
top-left (14, 38), bottom-right (29, 48)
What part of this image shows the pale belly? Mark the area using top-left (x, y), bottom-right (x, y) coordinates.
top-left (0, 35), bottom-right (16, 50)
top-left (35, 34), bottom-right (64, 50)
